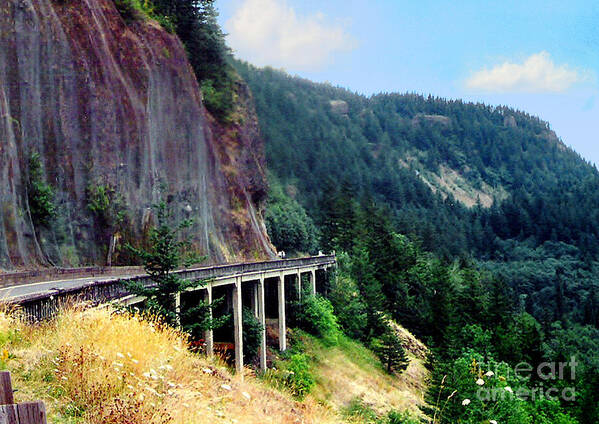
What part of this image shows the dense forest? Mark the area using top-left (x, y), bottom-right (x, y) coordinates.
top-left (236, 62), bottom-right (599, 422)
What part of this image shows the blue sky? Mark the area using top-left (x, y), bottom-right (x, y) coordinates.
top-left (216, 0), bottom-right (599, 164)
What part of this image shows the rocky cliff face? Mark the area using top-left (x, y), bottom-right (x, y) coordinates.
top-left (0, 0), bottom-right (274, 269)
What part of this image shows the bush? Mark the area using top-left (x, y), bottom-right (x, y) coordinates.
top-left (329, 270), bottom-right (369, 341)
top-left (265, 352), bottom-right (315, 400)
top-left (27, 151), bottom-right (56, 226)
top-left (296, 295), bottom-right (341, 346)
top-left (265, 178), bottom-right (319, 254)
top-left (387, 410), bottom-right (420, 424)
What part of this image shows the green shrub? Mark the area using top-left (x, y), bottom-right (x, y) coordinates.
top-left (343, 398), bottom-right (379, 423)
top-left (296, 295), bottom-right (341, 346)
top-left (387, 410), bottom-right (420, 424)
top-left (264, 352), bottom-right (315, 400)
top-left (112, 0), bottom-right (174, 32)
top-left (201, 79), bottom-right (235, 123)
top-left (27, 151), bottom-right (56, 226)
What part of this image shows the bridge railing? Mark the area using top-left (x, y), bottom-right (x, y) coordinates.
top-left (7, 255), bottom-right (336, 322)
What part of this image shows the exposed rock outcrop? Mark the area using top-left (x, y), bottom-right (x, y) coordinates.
top-left (0, 0), bottom-right (274, 269)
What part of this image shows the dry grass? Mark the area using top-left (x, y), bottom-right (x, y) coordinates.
top-left (302, 331), bottom-right (430, 419)
top-left (0, 307), bottom-right (339, 424)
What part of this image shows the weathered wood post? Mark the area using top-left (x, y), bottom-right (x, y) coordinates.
top-left (0, 372), bottom-right (14, 406)
top-left (278, 272), bottom-right (287, 352)
top-left (232, 277), bottom-right (244, 374)
top-left (257, 276), bottom-right (267, 371)
top-left (0, 371), bottom-right (47, 424)
top-left (204, 284), bottom-right (214, 357)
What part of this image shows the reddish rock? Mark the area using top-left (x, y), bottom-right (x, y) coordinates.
top-left (0, 0), bottom-right (274, 269)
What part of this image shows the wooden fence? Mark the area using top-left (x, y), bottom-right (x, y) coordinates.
top-left (0, 372), bottom-right (46, 424)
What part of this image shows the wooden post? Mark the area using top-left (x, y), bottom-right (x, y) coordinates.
top-left (0, 372), bottom-right (14, 405)
top-left (0, 372), bottom-right (47, 424)
top-left (0, 404), bottom-right (18, 424)
top-left (232, 278), bottom-right (244, 374)
top-left (257, 276), bottom-right (267, 371)
top-left (16, 403), bottom-right (46, 424)
top-left (278, 273), bottom-right (287, 352)
top-left (204, 285), bottom-right (214, 357)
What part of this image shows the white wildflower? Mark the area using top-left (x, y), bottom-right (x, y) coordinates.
top-left (476, 378), bottom-right (485, 386)
top-left (485, 371), bottom-right (494, 377)
top-left (462, 398), bottom-right (471, 406)
top-left (490, 420), bottom-right (498, 424)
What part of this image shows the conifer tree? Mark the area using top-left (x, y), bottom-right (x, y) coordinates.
top-left (371, 323), bottom-right (409, 374)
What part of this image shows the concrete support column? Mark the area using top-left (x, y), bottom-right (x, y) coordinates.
top-left (233, 278), bottom-right (244, 374)
top-left (310, 269), bottom-right (317, 295)
top-left (251, 281), bottom-right (259, 318)
top-left (278, 273), bottom-right (287, 352)
top-left (296, 270), bottom-right (302, 300)
top-left (204, 285), bottom-right (214, 357)
top-left (257, 276), bottom-right (267, 371)
top-left (174, 292), bottom-right (181, 328)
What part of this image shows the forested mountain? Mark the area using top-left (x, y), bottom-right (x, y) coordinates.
top-left (236, 61), bottom-right (599, 422)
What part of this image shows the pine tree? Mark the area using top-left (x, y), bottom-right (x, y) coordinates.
top-left (124, 201), bottom-right (205, 328)
top-left (371, 323), bottom-right (409, 374)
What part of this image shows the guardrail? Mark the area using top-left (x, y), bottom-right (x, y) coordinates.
top-left (4, 255), bottom-right (336, 322)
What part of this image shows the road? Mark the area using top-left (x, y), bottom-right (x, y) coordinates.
top-left (0, 274), bottom-right (132, 302)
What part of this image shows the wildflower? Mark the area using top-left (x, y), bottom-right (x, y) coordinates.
top-left (490, 421), bottom-right (497, 424)
top-left (1, 349), bottom-right (9, 362)
top-left (220, 384), bottom-right (232, 391)
top-left (462, 399), bottom-right (471, 406)
top-left (504, 386), bottom-right (513, 393)
top-left (485, 371), bottom-right (494, 377)
top-left (476, 378), bottom-right (485, 386)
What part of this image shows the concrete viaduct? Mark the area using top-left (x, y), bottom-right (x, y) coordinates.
top-left (1, 255), bottom-right (337, 374)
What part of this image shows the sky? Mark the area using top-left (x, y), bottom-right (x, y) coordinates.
top-left (216, 0), bottom-right (599, 164)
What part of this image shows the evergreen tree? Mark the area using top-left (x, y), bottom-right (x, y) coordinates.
top-left (371, 323), bottom-right (409, 374)
top-left (124, 201), bottom-right (206, 328)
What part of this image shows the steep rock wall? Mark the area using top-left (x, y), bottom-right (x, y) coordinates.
top-left (0, 0), bottom-right (274, 269)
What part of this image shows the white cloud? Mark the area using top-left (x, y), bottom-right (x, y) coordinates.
top-left (225, 0), bottom-right (356, 71)
top-left (465, 52), bottom-right (590, 93)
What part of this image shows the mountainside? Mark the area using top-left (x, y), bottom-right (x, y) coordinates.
top-left (0, 0), bottom-right (274, 270)
top-left (236, 62), bottom-right (599, 258)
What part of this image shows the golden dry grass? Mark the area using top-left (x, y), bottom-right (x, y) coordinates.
top-left (303, 333), bottom-right (429, 420)
top-left (0, 307), bottom-right (340, 424)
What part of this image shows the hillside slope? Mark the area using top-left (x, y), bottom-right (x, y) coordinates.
top-left (0, 307), bottom-right (427, 423)
top-left (0, 0), bottom-right (274, 270)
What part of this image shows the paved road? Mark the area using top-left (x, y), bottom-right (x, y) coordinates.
top-left (0, 275), bottom-right (131, 301)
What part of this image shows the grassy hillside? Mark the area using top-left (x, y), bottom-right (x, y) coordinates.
top-left (0, 307), bottom-right (428, 423)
